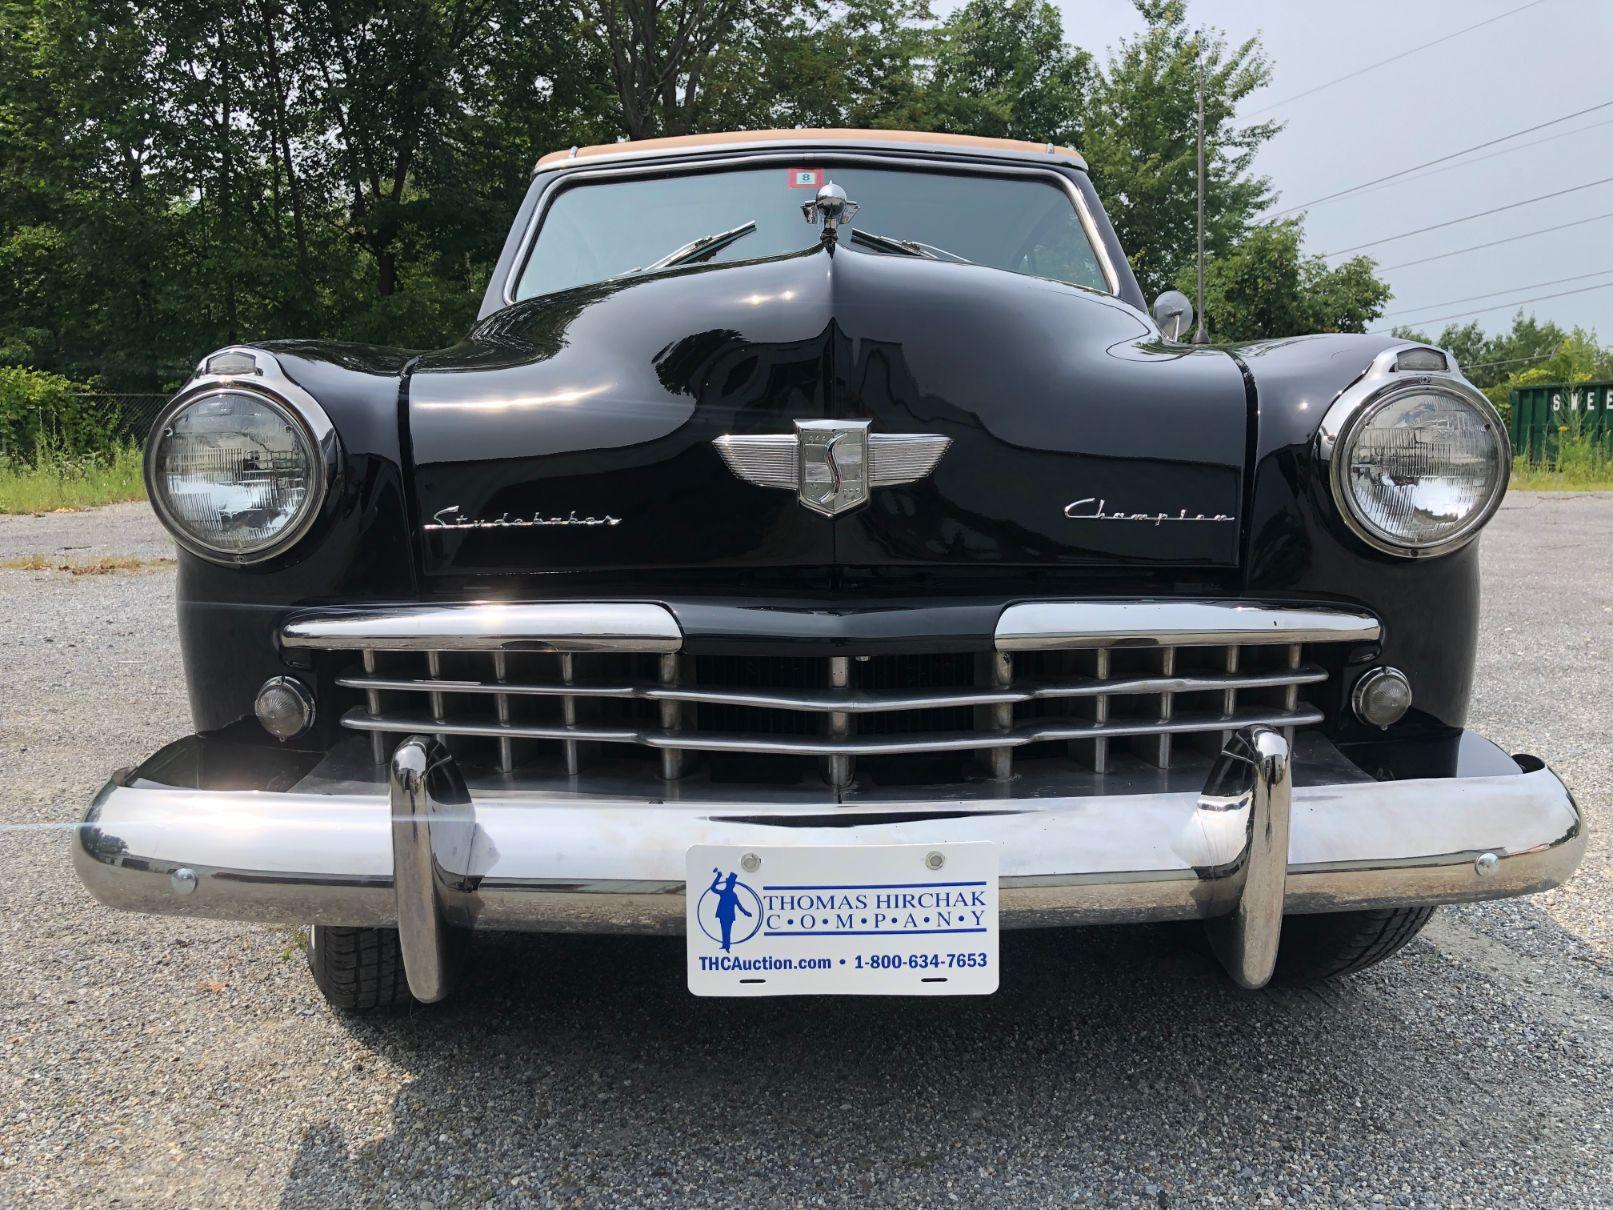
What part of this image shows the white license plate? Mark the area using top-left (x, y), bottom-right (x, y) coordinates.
top-left (685, 843), bottom-right (998, 996)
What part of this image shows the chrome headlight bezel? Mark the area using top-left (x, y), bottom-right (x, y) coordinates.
top-left (145, 348), bottom-right (340, 566)
top-left (1317, 347), bottom-right (1510, 560)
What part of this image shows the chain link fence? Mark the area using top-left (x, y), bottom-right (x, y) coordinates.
top-left (61, 393), bottom-right (171, 448)
top-left (0, 392), bottom-right (170, 466)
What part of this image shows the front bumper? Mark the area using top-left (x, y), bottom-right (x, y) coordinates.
top-left (76, 729), bottom-right (1584, 954)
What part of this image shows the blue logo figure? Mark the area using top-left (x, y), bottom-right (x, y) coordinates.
top-left (696, 868), bottom-right (762, 951)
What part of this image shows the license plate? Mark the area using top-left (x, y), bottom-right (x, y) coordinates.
top-left (685, 843), bottom-right (998, 996)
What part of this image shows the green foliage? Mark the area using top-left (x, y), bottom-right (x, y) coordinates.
top-left (1508, 330), bottom-right (1613, 387)
top-left (918, 0), bottom-right (1092, 144)
top-left (0, 0), bottom-right (1388, 384)
top-left (0, 365), bottom-right (111, 461)
top-left (1389, 313), bottom-right (1613, 442)
top-left (1391, 314), bottom-right (1613, 390)
top-left (1510, 429), bottom-right (1613, 490)
top-left (0, 0), bottom-right (602, 388)
top-left (1174, 221), bottom-right (1389, 342)
top-left (1080, 0), bottom-right (1279, 300)
top-left (0, 440), bottom-right (145, 513)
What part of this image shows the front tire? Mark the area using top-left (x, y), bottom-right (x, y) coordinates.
top-left (306, 924), bottom-right (413, 1010)
top-left (1270, 906), bottom-right (1437, 986)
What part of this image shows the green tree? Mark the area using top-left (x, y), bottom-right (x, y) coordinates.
top-left (740, 0), bottom-right (933, 131)
top-left (1177, 220), bottom-right (1389, 341)
top-left (0, 0), bottom-right (1397, 389)
top-left (1081, 0), bottom-right (1278, 298)
top-left (573, 0), bottom-right (798, 138)
top-left (918, 0), bottom-right (1092, 145)
top-left (1389, 314), bottom-right (1599, 389)
top-left (0, 0), bottom-right (605, 384)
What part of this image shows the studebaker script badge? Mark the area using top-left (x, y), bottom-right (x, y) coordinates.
top-left (1064, 497), bottom-right (1235, 525)
top-left (426, 505), bottom-right (622, 530)
top-left (713, 421), bottom-right (951, 517)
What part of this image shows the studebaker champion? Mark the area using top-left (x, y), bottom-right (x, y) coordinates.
top-left (75, 129), bottom-right (1584, 1007)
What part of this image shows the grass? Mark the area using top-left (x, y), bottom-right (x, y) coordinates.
top-left (1509, 461), bottom-right (1613, 490)
top-left (1509, 428), bottom-right (1613, 491)
top-left (0, 442), bottom-right (145, 513)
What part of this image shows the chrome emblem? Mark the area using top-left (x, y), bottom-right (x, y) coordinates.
top-left (713, 422), bottom-right (951, 517)
top-left (1063, 497), bottom-right (1235, 525)
top-left (425, 505), bottom-right (622, 530)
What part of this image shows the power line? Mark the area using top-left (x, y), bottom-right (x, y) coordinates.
top-left (1460, 350), bottom-right (1565, 372)
top-left (1321, 176), bottom-right (1613, 256)
top-left (1370, 281), bottom-right (1613, 332)
top-left (1264, 98), bottom-right (1613, 219)
top-left (1338, 116), bottom-right (1613, 207)
top-left (1380, 210), bottom-right (1613, 270)
top-left (1244, 0), bottom-right (1550, 117)
top-left (1382, 269), bottom-right (1613, 318)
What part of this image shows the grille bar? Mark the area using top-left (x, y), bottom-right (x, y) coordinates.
top-left (1282, 643), bottom-right (1303, 749)
top-left (987, 652), bottom-right (1014, 779)
top-left (335, 665), bottom-right (1329, 710)
top-left (995, 601), bottom-right (1382, 649)
top-left (659, 653), bottom-right (684, 781)
top-left (1152, 646), bottom-right (1177, 769)
top-left (282, 602), bottom-right (682, 652)
top-left (361, 650), bottom-right (385, 765)
top-left (825, 656), bottom-right (853, 789)
top-left (492, 651), bottom-right (513, 773)
top-left (340, 704), bottom-right (1325, 756)
top-left (1091, 647), bottom-right (1111, 774)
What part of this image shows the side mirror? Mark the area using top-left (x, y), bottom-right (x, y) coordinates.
top-left (1151, 290), bottom-right (1194, 342)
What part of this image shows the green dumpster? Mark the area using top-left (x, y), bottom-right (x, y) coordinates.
top-left (1509, 380), bottom-right (1613, 464)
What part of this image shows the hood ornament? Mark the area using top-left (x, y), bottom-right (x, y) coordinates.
top-left (714, 421), bottom-right (950, 517)
top-left (802, 182), bottom-right (858, 241)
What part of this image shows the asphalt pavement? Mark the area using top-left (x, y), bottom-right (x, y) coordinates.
top-left (2, 493), bottom-right (1609, 1207)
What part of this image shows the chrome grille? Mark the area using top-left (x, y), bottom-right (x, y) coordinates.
top-left (282, 601), bottom-right (1378, 792)
top-left (291, 644), bottom-right (1365, 796)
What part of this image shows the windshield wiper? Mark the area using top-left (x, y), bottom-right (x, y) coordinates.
top-left (848, 228), bottom-right (972, 264)
top-left (630, 221), bottom-right (759, 275)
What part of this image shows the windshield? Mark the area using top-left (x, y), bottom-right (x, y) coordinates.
top-left (514, 164), bottom-right (1110, 299)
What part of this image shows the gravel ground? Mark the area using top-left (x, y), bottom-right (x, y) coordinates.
top-left (2, 494), bottom-right (1610, 1207)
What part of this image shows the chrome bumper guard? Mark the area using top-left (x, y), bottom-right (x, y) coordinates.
top-left (75, 728), bottom-right (1584, 995)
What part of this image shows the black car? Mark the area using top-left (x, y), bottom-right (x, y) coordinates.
top-left (75, 129), bottom-right (1583, 1008)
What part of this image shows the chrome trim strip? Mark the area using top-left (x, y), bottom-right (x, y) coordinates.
top-left (339, 704), bottom-right (1324, 755)
top-left (281, 603), bottom-right (683, 653)
top-left (336, 665), bottom-right (1328, 712)
top-left (504, 152), bottom-right (1119, 306)
top-left (73, 747), bottom-right (1585, 934)
top-left (995, 601), bottom-right (1381, 651)
top-left (533, 136), bottom-right (1090, 174)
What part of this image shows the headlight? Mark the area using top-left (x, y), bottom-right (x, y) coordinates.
top-left (1325, 378), bottom-right (1508, 558)
top-left (146, 354), bottom-right (336, 564)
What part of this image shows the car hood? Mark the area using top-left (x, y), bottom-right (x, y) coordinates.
top-left (406, 243), bottom-right (1250, 580)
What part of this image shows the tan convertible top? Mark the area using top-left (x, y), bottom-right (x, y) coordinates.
top-left (535, 128), bottom-right (1085, 171)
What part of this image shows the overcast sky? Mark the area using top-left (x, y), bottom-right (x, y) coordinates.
top-left (1017, 0), bottom-right (1613, 342)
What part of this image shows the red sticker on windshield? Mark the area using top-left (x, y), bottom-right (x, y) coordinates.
top-left (787, 167), bottom-right (825, 189)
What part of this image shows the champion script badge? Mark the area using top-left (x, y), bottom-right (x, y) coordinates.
top-left (1063, 497), bottom-right (1235, 526)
